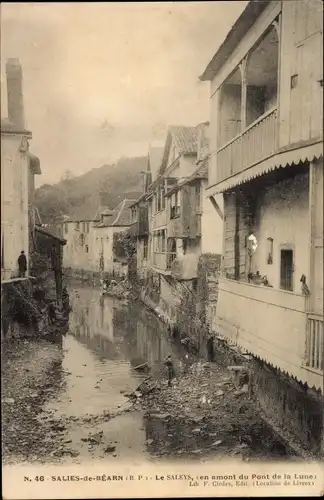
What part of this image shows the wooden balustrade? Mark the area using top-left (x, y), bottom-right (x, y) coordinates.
top-left (305, 313), bottom-right (324, 372)
top-left (216, 107), bottom-right (278, 184)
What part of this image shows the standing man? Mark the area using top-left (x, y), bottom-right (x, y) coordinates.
top-left (164, 354), bottom-right (175, 387)
top-left (18, 250), bottom-right (27, 278)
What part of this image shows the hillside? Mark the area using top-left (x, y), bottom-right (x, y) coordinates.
top-left (35, 156), bottom-right (147, 224)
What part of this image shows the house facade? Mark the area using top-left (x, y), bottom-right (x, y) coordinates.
top-left (1, 59), bottom-right (41, 280)
top-left (63, 197), bottom-right (135, 277)
top-left (201, 0), bottom-right (323, 392)
top-left (130, 124), bottom-right (224, 325)
top-left (130, 146), bottom-right (163, 280)
top-left (62, 193), bottom-right (111, 272)
top-left (144, 124), bottom-right (223, 282)
top-left (93, 199), bottom-right (136, 276)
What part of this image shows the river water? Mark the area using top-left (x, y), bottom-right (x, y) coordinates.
top-left (40, 283), bottom-right (194, 464)
top-left (30, 282), bottom-right (297, 464)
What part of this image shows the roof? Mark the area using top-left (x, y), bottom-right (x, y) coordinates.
top-left (159, 125), bottom-right (198, 179)
top-left (35, 225), bottom-right (66, 244)
top-left (101, 207), bottom-right (114, 216)
top-left (169, 126), bottom-right (198, 155)
top-left (95, 198), bottom-right (137, 227)
top-left (93, 205), bottom-right (111, 220)
top-left (200, 0), bottom-right (270, 82)
top-left (194, 155), bottom-right (209, 179)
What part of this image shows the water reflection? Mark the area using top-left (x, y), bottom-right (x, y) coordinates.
top-left (69, 286), bottom-right (186, 374)
top-left (39, 284), bottom-right (294, 462)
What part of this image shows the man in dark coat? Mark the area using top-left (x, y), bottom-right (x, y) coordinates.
top-left (18, 251), bottom-right (27, 278)
top-left (164, 354), bottom-right (175, 387)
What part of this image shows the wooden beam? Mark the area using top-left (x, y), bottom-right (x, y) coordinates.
top-left (208, 195), bottom-right (224, 220)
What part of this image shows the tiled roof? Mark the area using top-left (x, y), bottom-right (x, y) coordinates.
top-left (193, 155), bottom-right (209, 179)
top-left (169, 126), bottom-right (198, 154)
top-left (96, 199), bottom-right (137, 227)
top-left (35, 225), bottom-right (66, 244)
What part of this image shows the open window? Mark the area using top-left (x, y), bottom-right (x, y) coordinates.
top-left (267, 237), bottom-right (274, 265)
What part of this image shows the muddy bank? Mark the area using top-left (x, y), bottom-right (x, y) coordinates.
top-left (129, 361), bottom-right (299, 461)
top-left (1, 339), bottom-right (64, 464)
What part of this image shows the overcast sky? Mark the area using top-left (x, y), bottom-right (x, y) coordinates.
top-left (1, 2), bottom-right (247, 186)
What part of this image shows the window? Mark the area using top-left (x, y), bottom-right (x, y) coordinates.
top-left (267, 237), bottom-right (274, 265)
top-left (75, 222), bottom-right (80, 230)
top-left (82, 222), bottom-right (86, 232)
top-left (85, 245), bottom-right (89, 253)
top-left (182, 239), bottom-right (188, 255)
top-left (86, 222), bottom-right (90, 233)
top-left (195, 184), bottom-right (201, 212)
top-left (170, 191), bottom-right (180, 219)
top-left (291, 74), bottom-right (298, 89)
top-left (64, 223), bottom-right (69, 234)
top-left (143, 238), bottom-right (148, 259)
top-left (280, 249), bottom-right (294, 291)
top-left (161, 230), bottom-right (166, 252)
top-left (161, 186), bottom-right (165, 210)
top-left (80, 234), bottom-right (85, 246)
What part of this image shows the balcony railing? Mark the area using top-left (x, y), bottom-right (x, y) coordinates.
top-left (213, 278), bottom-right (323, 392)
top-left (305, 313), bottom-right (324, 372)
top-left (216, 107), bottom-right (278, 184)
top-left (151, 209), bottom-right (167, 230)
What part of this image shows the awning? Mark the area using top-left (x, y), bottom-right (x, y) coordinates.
top-left (209, 141), bottom-right (323, 194)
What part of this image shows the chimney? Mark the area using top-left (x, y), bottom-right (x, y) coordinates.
top-left (6, 58), bottom-right (25, 129)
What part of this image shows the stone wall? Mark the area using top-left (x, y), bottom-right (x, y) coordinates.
top-left (252, 358), bottom-right (324, 457)
top-left (134, 254), bottom-right (221, 357)
top-left (1, 279), bottom-right (43, 340)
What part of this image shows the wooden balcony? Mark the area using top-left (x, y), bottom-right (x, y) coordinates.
top-left (167, 213), bottom-right (201, 239)
top-left (216, 107), bottom-right (278, 184)
top-left (151, 209), bottom-right (167, 230)
top-left (130, 206), bottom-right (149, 237)
top-left (213, 277), bottom-right (323, 392)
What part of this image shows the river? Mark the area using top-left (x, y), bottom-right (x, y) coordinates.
top-left (2, 282), bottom-right (298, 466)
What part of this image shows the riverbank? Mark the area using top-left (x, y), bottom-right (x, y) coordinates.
top-left (128, 360), bottom-right (298, 460)
top-left (2, 338), bottom-right (64, 464)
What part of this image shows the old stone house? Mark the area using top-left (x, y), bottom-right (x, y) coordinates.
top-left (1, 59), bottom-right (41, 280)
